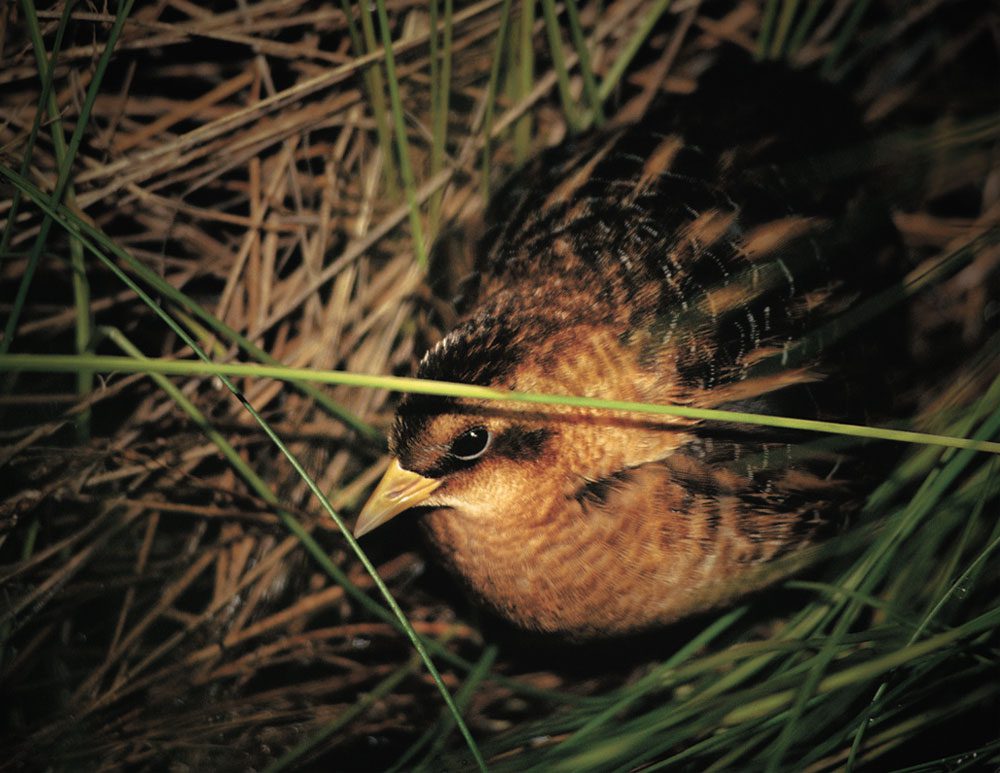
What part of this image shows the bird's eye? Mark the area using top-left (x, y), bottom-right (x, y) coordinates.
top-left (449, 426), bottom-right (492, 461)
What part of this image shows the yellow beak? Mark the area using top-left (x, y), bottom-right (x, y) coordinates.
top-left (354, 459), bottom-right (442, 537)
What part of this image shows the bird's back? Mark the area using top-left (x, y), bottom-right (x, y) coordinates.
top-left (462, 54), bottom-right (904, 471)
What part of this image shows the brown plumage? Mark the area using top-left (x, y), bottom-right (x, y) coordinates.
top-left (356, 55), bottom-right (904, 637)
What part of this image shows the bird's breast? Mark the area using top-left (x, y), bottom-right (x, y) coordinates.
top-left (421, 457), bottom-right (820, 637)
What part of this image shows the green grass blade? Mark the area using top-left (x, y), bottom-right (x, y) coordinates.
top-left (0, 0), bottom-right (73, 266)
top-left (540, 0), bottom-right (581, 131)
top-left (0, 162), bottom-right (484, 773)
top-left (373, 0), bottom-right (429, 268)
top-left (550, 608), bottom-right (747, 758)
top-left (513, 0), bottom-right (535, 163)
top-left (428, 0), bottom-right (454, 232)
top-left (846, 461), bottom-right (1000, 768)
top-left (787, 0), bottom-right (824, 54)
top-left (598, 0), bottom-right (672, 103)
top-left (480, 0), bottom-right (515, 198)
top-left (4, 351), bottom-right (999, 456)
top-left (756, 0), bottom-right (780, 60)
top-left (769, 0), bottom-right (801, 59)
top-left (822, 0), bottom-right (871, 78)
top-left (9, 0), bottom-right (134, 441)
top-left (411, 644), bottom-right (499, 772)
top-left (341, 0), bottom-right (400, 197)
top-left (563, 0), bottom-right (603, 126)
top-left (265, 653), bottom-right (423, 772)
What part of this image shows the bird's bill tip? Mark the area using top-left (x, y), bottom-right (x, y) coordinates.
top-left (354, 459), bottom-right (441, 537)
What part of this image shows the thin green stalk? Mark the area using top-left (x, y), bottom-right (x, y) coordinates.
top-left (373, 0), bottom-right (428, 268)
top-left (101, 327), bottom-right (272, 500)
top-left (787, 0), bottom-right (824, 54)
top-left (266, 652), bottom-right (423, 772)
top-left (2, 0), bottom-right (73, 357)
top-left (231, 369), bottom-right (487, 771)
top-left (597, 0), bottom-right (672, 102)
top-left (0, 170), bottom-right (484, 772)
top-left (563, 0), bottom-right (603, 126)
top-left (11, 0), bottom-right (134, 442)
top-left (540, 0), bottom-right (580, 131)
top-left (722, 605), bottom-right (1000, 726)
top-left (4, 353), bottom-right (999, 456)
top-left (480, 0), bottom-right (515, 198)
top-left (769, 0), bottom-right (801, 58)
top-left (550, 608), bottom-right (746, 757)
top-left (846, 464), bottom-right (1000, 769)
top-left (0, 0), bottom-right (73, 265)
top-left (412, 645), bottom-right (499, 772)
top-left (0, 0), bottom-right (76, 444)
top-left (428, 0), bottom-right (454, 232)
top-left (339, 0), bottom-right (399, 197)
top-left (778, 391), bottom-right (1000, 767)
top-left (513, 0), bottom-right (535, 163)
top-left (822, 0), bottom-right (871, 77)
top-left (764, 576), bottom-right (861, 771)
top-left (756, 0), bottom-right (780, 59)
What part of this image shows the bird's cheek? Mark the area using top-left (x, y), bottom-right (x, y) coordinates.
top-left (420, 485), bottom-right (477, 515)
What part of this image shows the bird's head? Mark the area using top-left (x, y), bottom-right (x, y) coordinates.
top-left (354, 306), bottom-right (690, 539)
top-left (353, 408), bottom-right (558, 537)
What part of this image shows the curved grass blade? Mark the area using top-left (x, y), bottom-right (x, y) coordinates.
top-left (0, 164), bottom-right (484, 771)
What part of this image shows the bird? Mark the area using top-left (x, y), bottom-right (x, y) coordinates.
top-left (354, 53), bottom-right (906, 638)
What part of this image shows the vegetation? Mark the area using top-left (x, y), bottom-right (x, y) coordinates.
top-left (1, 1), bottom-right (997, 769)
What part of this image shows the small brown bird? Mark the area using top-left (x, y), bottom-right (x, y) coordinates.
top-left (356, 56), bottom-right (903, 637)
